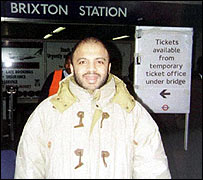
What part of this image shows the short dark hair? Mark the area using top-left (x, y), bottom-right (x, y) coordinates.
top-left (70, 37), bottom-right (111, 64)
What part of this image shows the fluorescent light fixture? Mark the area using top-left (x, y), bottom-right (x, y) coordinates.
top-left (43, 34), bottom-right (53, 39)
top-left (53, 27), bottom-right (66, 33)
top-left (112, 35), bottom-right (130, 40)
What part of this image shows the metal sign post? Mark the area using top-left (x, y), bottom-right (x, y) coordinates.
top-left (184, 113), bottom-right (190, 151)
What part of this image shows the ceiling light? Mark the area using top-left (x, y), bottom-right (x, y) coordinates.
top-left (53, 27), bottom-right (66, 33)
top-left (112, 35), bottom-right (130, 40)
top-left (43, 34), bottom-right (53, 39)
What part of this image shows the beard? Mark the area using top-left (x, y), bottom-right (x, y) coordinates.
top-left (73, 70), bottom-right (109, 91)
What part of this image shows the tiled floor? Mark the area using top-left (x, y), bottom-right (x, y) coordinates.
top-left (1, 78), bottom-right (202, 179)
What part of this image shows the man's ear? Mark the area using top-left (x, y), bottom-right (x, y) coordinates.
top-left (108, 63), bottom-right (111, 73)
top-left (70, 63), bottom-right (74, 74)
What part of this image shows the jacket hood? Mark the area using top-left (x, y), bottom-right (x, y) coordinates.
top-left (50, 73), bottom-right (135, 113)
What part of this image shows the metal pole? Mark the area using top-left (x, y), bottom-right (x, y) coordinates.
top-left (184, 113), bottom-right (190, 151)
top-left (7, 86), bottom-right (17, 141)
top-left (10, 93), bottom-right (14, 141)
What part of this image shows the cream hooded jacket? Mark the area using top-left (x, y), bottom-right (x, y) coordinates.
top-left (14, 74), bottom-right (171, 179)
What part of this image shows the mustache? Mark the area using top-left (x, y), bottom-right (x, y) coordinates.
top-left (83, 72), bottom-right (101, 76)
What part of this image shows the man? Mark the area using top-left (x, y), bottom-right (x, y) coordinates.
top-left (38, 52), bottom-right (72, 103)
top-left (14, 37), bottom-right (171, 179)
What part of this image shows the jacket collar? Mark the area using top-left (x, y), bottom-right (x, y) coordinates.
top-left (68, 74), bottom-right (115, 107)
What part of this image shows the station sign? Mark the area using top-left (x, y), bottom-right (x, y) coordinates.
top-left (134, 26), bottom-right (193, 113)
top-left (1, 1), bottom-right (136, 25)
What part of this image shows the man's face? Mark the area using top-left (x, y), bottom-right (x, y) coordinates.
top-left (71, 41), bottom-right (111, 91)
